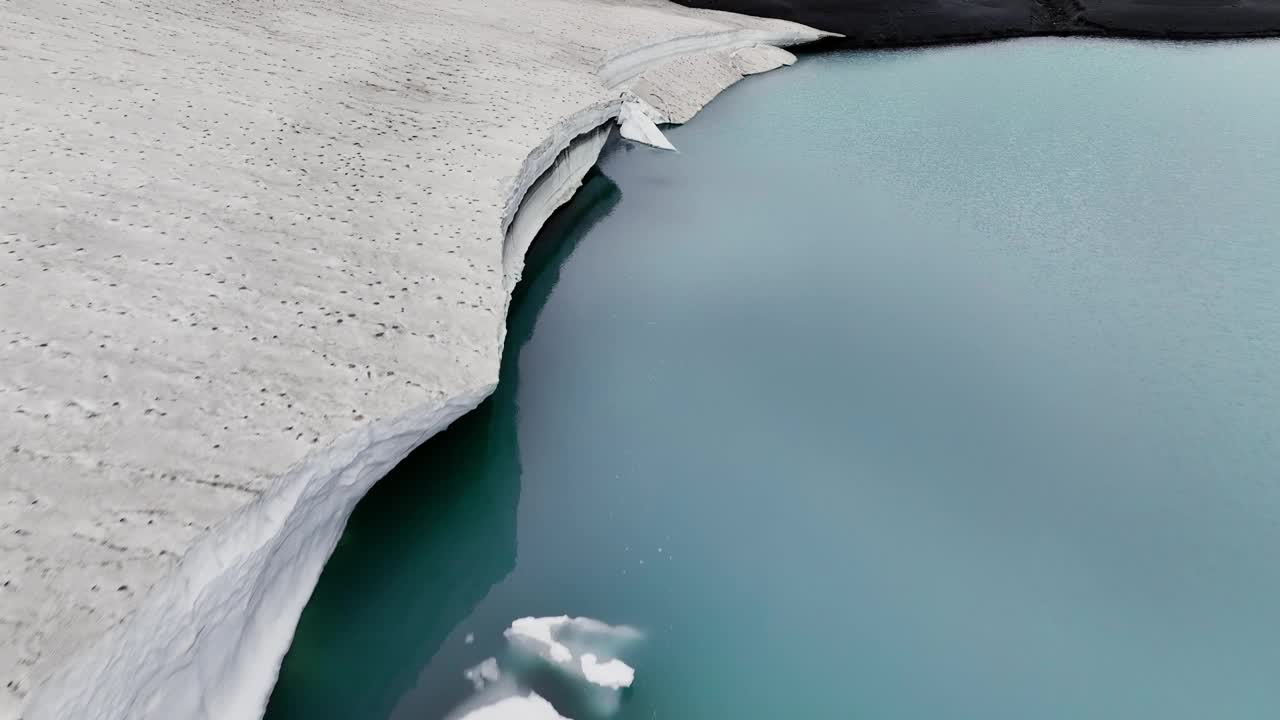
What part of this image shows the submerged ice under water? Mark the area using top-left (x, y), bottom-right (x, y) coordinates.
top-left (267, 38), bottom-right (1280, 720)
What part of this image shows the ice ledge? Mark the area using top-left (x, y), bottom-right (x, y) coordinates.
top-left (23, 387), bottom-right (492, 720)
top-left (14, 6), bottom-right (828, 720)
top-left (598, 27), bottom-right (837, 89)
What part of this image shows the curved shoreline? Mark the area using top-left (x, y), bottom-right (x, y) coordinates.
top-left (1, 1), bottom-right (829, 717)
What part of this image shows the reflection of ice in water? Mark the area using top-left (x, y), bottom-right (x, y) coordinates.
top-left (449, 616), bottom-right (643, 719)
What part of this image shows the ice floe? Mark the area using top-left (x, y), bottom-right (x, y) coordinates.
top-left (454, 691), bottom-right (571, 720)
top-left (448, 615), bottom-right (643, 720)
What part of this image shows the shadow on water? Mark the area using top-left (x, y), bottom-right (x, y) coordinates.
top-left (264, 167), bottom-right (622, 720)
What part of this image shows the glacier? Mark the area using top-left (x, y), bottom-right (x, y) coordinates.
top-left (0, 0), bottom-right (831, 718)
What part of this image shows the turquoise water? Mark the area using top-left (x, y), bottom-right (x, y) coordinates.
top-left (266, 39), bottom-right (1280, 719)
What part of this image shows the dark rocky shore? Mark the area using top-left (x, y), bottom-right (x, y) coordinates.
top-left (674, 0), bottom-right (1280, 46)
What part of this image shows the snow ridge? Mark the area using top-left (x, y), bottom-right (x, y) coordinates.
top-left (598, 27), bottom-right (837, 89)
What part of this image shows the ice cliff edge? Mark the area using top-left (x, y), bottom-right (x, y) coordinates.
top-left (0, 0), bottom-right (829, 718)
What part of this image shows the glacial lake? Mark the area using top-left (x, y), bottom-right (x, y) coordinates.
top-left (266, 38), bottom-right (1280, 719)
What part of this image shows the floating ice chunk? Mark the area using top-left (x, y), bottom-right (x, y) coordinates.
top-left (580, 653), bottom-right (634, 689)
top-left (454, 691), bottom-right (571, 720)
top-left (504, 616), bottom-right (641, 668)
top-left (617, 100), bottom-right (676, 151)
top-left (506, 616), bottom-right (575, 663)
top-left (504, 616), bottom-right (641, 697)
top-left (450, 616), bottom-right (642, 719)
top-left (464, 657), bottom-right (502, 690)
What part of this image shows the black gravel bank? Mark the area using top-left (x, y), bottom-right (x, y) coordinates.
top-left (673, 0), bottom-right (1280, 46)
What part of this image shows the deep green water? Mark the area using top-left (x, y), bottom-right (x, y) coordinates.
top-left (266, 39), bottom-right (1280, 719)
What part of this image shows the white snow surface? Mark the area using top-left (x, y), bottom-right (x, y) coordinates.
top-left (0, 0), bottom-right (831, 717)
top-left (733, 44), bottom-right (800, 75)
